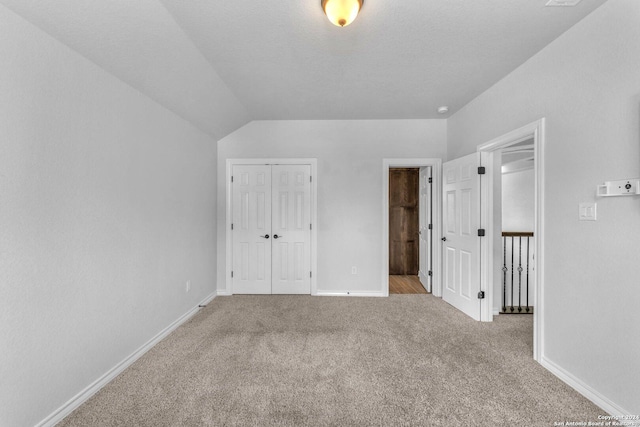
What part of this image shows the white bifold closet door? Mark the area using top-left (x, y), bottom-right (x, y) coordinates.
top-left (232, 164), bottom-right (311, 295)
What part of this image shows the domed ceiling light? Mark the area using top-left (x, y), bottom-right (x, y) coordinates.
top-left (322, 0), bottom-right (363, 27)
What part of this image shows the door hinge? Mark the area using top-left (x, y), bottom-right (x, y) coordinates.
top-left (477, 229), bottom-right (485, 237)
top-left (231, 175), bottom-right (234, 183)
top-left (231, 223), bottom-right (234, 230)
top-left (428, 224), bottom-right (432, 230)
top-left (478, 166), bottom-right (486, 175)
top-left (310, 223), bottom-right (312, 230)
top-left (310, 176), bottom-right (312, 182)
top-left (310, 271), bottom-right (312, 278)
top-left (428, 270), bottom-right (433, 277)
top-left (231, 271), bottom-right (234, 278)
top-left (428, 177), bottom-right (433, 184)
top-left (478, 291), bottom-right (485, 299)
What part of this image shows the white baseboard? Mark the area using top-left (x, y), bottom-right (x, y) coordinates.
top-left (36, 292), bottom-right (216, 427)
top-left (540, 356), bottom-right (631, 416)
top-left (217, 290), bottom-right (384, 297)
top-left (316, 291), bottom-right (385, 297)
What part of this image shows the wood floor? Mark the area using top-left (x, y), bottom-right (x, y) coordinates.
top-left (389, 275), bottom-right (428, 294)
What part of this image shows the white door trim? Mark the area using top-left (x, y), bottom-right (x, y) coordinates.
top-left (382, 159), bottom-right (442, 297)
top-left (476, 119), bottom-right (545, 360)
top-left (225, 158), bottom-right (318, 296)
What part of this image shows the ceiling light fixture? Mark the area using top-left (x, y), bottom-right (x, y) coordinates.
top-left (437, 106), bottom-right (449, 114)
top-left (322, 0), bottom-right (363, 27)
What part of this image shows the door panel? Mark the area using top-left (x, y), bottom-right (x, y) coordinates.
top-left (445, 246), bottom-right (456, 292)
top-left (460, 250), bottom-right (471, 298)
top-left (461, 189), bottom-right (472, 235)
top-left (232, 165), bottom-right (272, 294)
top-left (442, 153), bottom-right (481, 320)
top-left (271, 165), bottom-right (311, 294)
top-left (446, 191), bottom-right (456, 233)
top-left (389, 169), bottom-right (419, 275)
top-left (418, 167), bottom-right (432, 291)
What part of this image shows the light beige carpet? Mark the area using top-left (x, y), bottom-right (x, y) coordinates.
top-left (59, 295), bottom-right (603, 426)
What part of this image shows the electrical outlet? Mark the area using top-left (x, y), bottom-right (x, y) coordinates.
top-left (186, 280), bottom-right (191, 293)
top-left (351, 266), bottom-right (357, 275)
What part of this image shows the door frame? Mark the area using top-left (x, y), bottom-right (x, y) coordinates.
top-left (382, 159), bottom-right (442, 297)
top-left (477, 119), bottom-right (545, 360)
top-left (225, 158), bottom-right (318, 295)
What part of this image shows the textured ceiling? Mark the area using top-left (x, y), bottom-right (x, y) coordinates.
top-left (0, 0), bottom-right (250, 139)
top-left (2, 0), bottom-right (608, 136)
top-left (159, 0), bottom-right (607, 120)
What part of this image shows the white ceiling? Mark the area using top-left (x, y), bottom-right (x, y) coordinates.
top-left (1, 0), bottom-right (608, 137)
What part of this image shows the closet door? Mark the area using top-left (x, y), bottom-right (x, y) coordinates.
top-left (231, 164), bottom-right (312, 295)
top-left (271, 165), bottom-right (311, 294)
top-left (232, 165), bottom-right (272, 294)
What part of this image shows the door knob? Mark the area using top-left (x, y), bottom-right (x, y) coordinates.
top-left (441, 237), bottom-right (447, 242)
top-left (261, 234), bottom-right (270, 239)
top-left (273, 234), bottom-right (281, 239)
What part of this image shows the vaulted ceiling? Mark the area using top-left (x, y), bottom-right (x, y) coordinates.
top-left (1, 0), bottom-right (608, 139)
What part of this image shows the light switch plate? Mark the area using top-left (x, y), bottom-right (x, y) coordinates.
top-left (579, 203), bottom-right (597, 221)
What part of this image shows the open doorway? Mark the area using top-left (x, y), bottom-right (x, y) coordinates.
top-left (382, 159), bottom-right (442, 297)
top-left (498, 139), bottom-right (535, 315)
top-left (388, 168), bottom-right (426, 294)
top-left (477, 119), bottom-right (545, 360)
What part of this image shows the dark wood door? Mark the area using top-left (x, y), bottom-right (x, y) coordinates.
top-left (389, 168), bottom-right (419, 275)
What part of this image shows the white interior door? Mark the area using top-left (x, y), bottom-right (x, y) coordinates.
top-left (418, 166), bottom-right (432, 291)
top-left (442, 153), bottom-right (482, 320)
top-left (232, 164), bottom-right (311, 295)
top-left (232, 165), bottom-right (272, 294)
top-left (271, 165), bottom-right (311, 294)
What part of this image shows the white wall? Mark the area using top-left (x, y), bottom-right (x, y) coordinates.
top-left (502, 169), bottom-right (535, 232)
top-left (217, 120), bottom-right (447, 295)
top-left (448, 0), bottom-right (640, 414)
top-left (0, 6), bottom-right (218, 426)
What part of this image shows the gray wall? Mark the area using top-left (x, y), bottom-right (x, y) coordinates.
top-left (0, 7), bottom-right (218, 426)
top-left (217, 120), bottom-right (447, 295)
top-left (448, 0), bottom-right (640, 413)
top-left (502, 169), bottom-right (535, 232)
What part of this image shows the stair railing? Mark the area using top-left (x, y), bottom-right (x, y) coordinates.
top-left (501, 232), bottom-right (534, 314)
